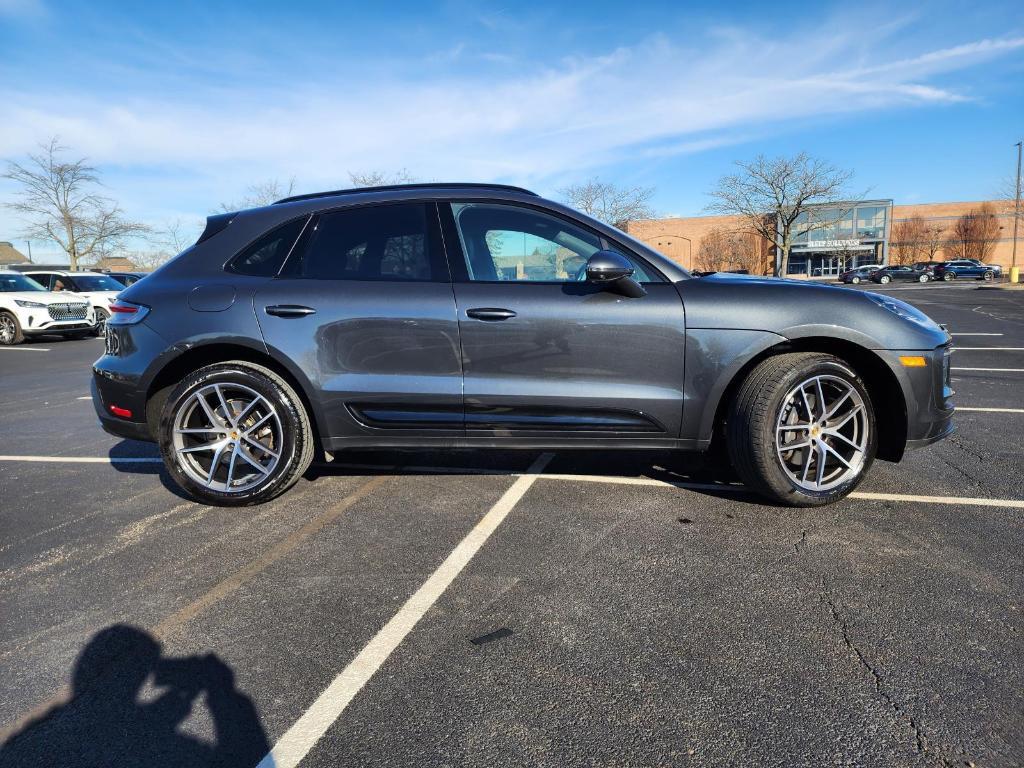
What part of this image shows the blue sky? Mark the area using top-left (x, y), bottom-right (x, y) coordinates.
top-left (1, 0), bottom-right (1023, 257)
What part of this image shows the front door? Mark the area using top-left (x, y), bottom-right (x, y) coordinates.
top-left (440, 201), bottom-right (686, 439)
top-left (256, 202), bottom-right (464, 442)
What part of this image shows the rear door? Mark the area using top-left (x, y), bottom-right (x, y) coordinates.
top-left (255, 202), bottom-right (464, 441)
top-left (440, 201), bottom-right (686, 439)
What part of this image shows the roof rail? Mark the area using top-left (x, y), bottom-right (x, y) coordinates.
top-left (274, 182), bottom-right (538, 205)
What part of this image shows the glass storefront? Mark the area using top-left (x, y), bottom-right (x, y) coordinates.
top-left (783, 201), bottom-right (891, 276)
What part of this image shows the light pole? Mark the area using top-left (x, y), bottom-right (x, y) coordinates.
top-left (653, 233), bottom-right (693, 270)
top-left (1013, 141), bottom-right (1021, 270)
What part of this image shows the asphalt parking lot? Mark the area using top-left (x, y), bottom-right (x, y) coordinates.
top-left (0, 282), bottom-right (1022, 767)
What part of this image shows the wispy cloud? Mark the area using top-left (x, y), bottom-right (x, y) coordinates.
top-left (0, 16), bottom-right (1021, 224)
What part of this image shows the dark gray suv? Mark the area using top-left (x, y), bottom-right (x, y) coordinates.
top-left (92, 183), bottom-right (954, 507)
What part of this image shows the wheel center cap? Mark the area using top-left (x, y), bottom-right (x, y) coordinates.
top-left (810, 424), bottom-right (822, 438)
top-left (230, 430), bottom-right (240, 440)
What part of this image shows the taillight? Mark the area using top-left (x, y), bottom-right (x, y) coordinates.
top-left (107, 300), bottom-right (149, 325)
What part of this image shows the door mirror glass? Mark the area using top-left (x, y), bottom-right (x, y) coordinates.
top-left (585, 250), bottom-right (634, 282)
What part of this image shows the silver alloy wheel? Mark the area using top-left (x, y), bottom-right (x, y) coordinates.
top-left (775, 374), bottom-right (869, 492)
top-left (918, 274), bottom-right (928, 282)
top-left (851, 277), bottom-right (860, 284)
top-left (0, 315), bottom-right (14, 344)
top-left (171, 382), bottom-right (283, 493)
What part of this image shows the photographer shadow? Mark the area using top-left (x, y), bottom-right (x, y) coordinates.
top-left (0, 625), bottom-right (269, 768)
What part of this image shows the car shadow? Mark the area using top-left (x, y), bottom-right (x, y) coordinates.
top-left (0, 625), bottom-right (269, 768)
top-left (106, 441), bottom-right (194, 502)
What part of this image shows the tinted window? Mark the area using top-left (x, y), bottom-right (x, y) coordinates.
top-left (449, 202), bottom-right (658, 283)
top-left (0, 274), bottom-right (46, 292)
top-left (300, 203), bottom-right (435, 281)
top-left (74, 274), bottom-right (126, 291)
top-left (229, 217), bottom-right (308, 277)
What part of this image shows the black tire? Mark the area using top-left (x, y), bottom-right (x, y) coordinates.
top-left (92, 307), bottom-right (109, 336)
top-left (158, 361), bottom-right (314, 506)
top-left (943, 272), bottom-right (955, 281)
top-left (0, 311), bottom-right (24, 346)
top-left (726, 353), bottom-right (877, 507)
top-left (918, 273), bottom-right (929, 283)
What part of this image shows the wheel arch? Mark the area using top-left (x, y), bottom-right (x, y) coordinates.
top-left (710, 336), bottom-right (908, 462)
top-left (144, 341), bottom-right (325, 453)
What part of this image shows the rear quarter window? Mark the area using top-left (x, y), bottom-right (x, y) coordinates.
top-left (227, 216), bottom-right (309, 277)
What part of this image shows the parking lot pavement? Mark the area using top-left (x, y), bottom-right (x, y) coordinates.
top-left (1, 285), bottom-right (1022, 767)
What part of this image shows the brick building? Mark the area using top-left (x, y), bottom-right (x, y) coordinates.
top-left (626, 200), bottom-right (1019, 277)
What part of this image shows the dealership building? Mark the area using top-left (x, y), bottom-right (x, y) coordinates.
top-left (626, 199), bottom-right (1019, 277)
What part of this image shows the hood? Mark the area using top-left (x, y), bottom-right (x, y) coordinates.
top-left (4, 291), bottom-right (91, 306)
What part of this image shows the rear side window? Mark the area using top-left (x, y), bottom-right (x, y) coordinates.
top-left (227, 217), bottom-right (308, 276)
top-left (299, 203), bottom-right (439, 281)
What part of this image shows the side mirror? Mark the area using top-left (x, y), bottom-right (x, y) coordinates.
top-left (584, 250), bottom-right (646, 298)
top-left (585, 250), bottom-right (635, 282)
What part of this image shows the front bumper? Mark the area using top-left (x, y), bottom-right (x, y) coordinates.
top-left (24, 320), bottom-right (95, 335)
top-left (879, 344), bottom-right (955, 453)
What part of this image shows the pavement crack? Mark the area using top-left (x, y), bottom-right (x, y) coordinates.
top-left (793, 529), bottom-right (807, 555)
top-left (820, 578), bottom-right (932, 758)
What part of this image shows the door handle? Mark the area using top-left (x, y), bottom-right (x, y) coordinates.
top-left (265, 304), bottom-right (316, 318)
top-left (466, 307), bottom-right (517, 321)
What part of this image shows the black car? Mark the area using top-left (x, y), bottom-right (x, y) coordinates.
top-left (837, 265), bottom-right (882, 284)
top-left (105, 271), bottom-right (148, 287)
top-left (870, 265), bottom-right (932, 284)
top-left (92, 183), bottom-right (954, 508)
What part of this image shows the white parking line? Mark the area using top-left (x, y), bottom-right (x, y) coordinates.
top-left (76, 396), bottom-right (91, 400)
top-left (0, 347), bottom-right (49, 352)
top-left (256, 452), bottom-right (554, 768)
top-left (530, 473), bottom-right (1024, 509)
top-left (952, 368), bottom-right (1024, 373)
top-left (950, 333), bottom-right (1004, 336)
top-left (0, 455), bottom-right (162, 463)
top-left (956, 407), bottom-right (1024, 413)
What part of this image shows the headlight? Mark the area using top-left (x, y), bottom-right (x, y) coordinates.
top-left (864, 293), bottom-right (940, 330)
top-left (14, 299), bottom-right (46, 308)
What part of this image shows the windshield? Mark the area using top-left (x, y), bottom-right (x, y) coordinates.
top-left (0, 274), bottom-right (47, 292)
top-left (73, 274), bottom-right (124, 291)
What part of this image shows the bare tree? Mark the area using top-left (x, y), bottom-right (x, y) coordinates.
top-left (706, 153), bottom-right (854, 276)
top-left (220, 178), bottom-right (297, 212)
top-left (920, 221), bottom-right (947, 261)
top-left (694, 226), bottom-right (755, 273)
top-left (889, 215), bottom-right (928, 265)
top-left (3, 138), bottom-right (149, 271)
top-left (558, 178), bottom-right (656, 229)
top-left (946, 203), bottom-right (1001, 261)
top-left (347, 169), bottom-right (418, 187)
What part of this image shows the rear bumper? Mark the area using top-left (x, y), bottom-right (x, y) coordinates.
top-left (91, 377), bottom-right (152, 441)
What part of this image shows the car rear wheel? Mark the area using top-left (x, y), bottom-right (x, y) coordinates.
top-left (851, 276), bottom-right (861, 284)
top-left (943, 272), bottom-right (955, 281)
top-left (918, 273), bottom-right (929, 283)
top-left (727, 352), bottom-right (877, 507)
top-left (158, 361), bottom-right (314, 506)
top-left (879, 275), bottom-right (891, 284)
top-left (0, 312), bottom-right (24, 346)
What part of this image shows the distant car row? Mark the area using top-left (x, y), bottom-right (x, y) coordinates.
top-left (838, 259), bottom-right (1002, 285)
top-left (0, 269), bottom-right (145, 345)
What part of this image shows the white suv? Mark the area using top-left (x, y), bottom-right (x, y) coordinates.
top-left (0, 271), bottom-right (96, 345)
top-left (24, 270), bottom-right (124, 335)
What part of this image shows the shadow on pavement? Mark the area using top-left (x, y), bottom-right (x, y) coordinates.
top-left (0, 625), bottom-right (269, 768)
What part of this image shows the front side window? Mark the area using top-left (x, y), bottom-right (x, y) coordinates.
top-left (299, 203), bottom-right (437, 281)
top-left (448, 202), bottom-right (658, 283)
top-left (0, 274), bottom-right (47, 292)
top-left (74, 275), bottom-right (125, 291)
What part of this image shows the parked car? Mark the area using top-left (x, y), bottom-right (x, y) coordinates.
top-left (837, 265), bottom-right (883, 284)
top-left (933, 260), bottom-right (997, 281)
top-left (105, 271), bottom-right (148, 287)
top-left (912, 261), bottom-right (945, 273)
top-left (93, 183), bottom-right (954, 508)
top-left (24, 270), bottom-right (124, 334)
top-left (870, 265), bottom-right (932, 284)
top-left (0, 271), bottom-right (95, 345)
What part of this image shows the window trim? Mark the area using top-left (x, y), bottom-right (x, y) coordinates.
top-left (436, 200), bottom-right (667, 285)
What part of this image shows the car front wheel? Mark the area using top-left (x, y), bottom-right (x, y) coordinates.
top-left (879, 275), bottom-right (891, 284)
top-left (727, 352), bottom-right (877, 507)
top-left (851, 276), bottom-right (861, 284)
top-left (158, 361), bottom-right (314, 506)
top-left (918, 273), bottom-right (929, 283)
top-left (983, 271), bottom-right (994, 281)
top-left (92, 308), bottom-right (109, 336)
top-left (0, 312), bottom-right (24, 345)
